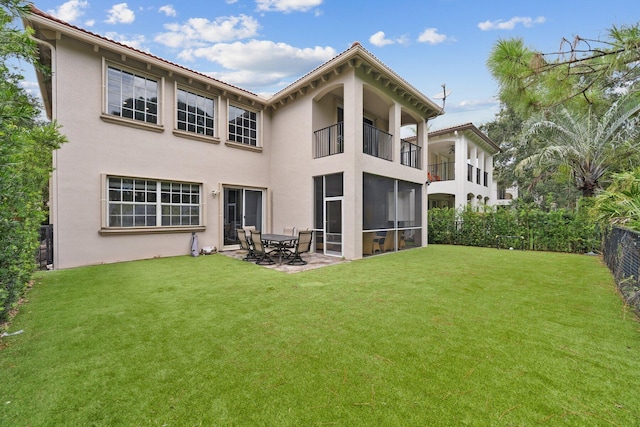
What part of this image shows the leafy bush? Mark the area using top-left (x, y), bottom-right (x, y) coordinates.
top-left (428, 203), bottom-right (599, 253)
top-left (0, 1), bottom-right (66, 322)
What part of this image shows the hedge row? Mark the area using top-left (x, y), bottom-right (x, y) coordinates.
top-left (427, 205), bottom-right (600, 254)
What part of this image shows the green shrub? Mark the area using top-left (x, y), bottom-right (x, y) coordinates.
top-left (428, 203), bottom-right (599, 253)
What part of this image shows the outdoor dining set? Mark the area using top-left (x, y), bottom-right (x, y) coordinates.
top-left (236, 227), bottom-right (313, 265)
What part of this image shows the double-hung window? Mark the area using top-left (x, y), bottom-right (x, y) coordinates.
top-left (106, 65), bottom-right (159, 124)
top-left (228, 104), bottom-right (258, 146)
top-left (176, 88), bottom-right (216, 137)
top-left (107, 176), bottom-right (201, 228)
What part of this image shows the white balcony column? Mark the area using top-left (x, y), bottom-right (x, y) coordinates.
top-left (454, 130), bottom-right (467, 209)
top-left (470, 144), bottom-right (478, 170)
top-left (389, 102), bottom-right (401, 161)
top-left (417, 119), bottom-right (428, 170)
top-left (419, 119), bottom-right (429, 247)
top-left (486, 154), bottom-right (494, 203)
top-left (478, 150), bottom-right (485, 185)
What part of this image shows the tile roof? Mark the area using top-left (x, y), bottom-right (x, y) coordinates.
top-left (429, 122), bottom-right (500, 152)
top-left (25, 6), bottom-right (441, 118)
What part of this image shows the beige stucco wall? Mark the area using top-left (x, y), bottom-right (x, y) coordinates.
top-left (269, 69), bottom-right (429, 260)
top-left (45, 26), bottom-right (433, 268)
top-left (51, 36), bottom-right (273, 268)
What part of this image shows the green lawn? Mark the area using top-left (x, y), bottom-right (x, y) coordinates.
top-left (1, 245), bottom-right (639, 426)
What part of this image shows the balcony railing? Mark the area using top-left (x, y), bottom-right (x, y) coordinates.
top-left (313, 122), bottom-right (344, 158)
top-left (427, 162), bottom-right (455, 181)
top-left (363, 123), bottom-right (392, 161)
top-left (400, 138), bottom-right (421, 169)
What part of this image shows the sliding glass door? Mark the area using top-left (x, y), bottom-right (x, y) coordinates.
top-left (223, 187), bottom-right (264, 246)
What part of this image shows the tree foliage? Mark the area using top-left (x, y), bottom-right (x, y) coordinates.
top-left (516, 90), bottom-right (640, 197)
top-left (487, 23), bottom-right (640, 116)
top-left (484, 21), bottom-right (640, 208)
top-left (1, 0), bottom-right (66, 322)
top-left (481, 105), bottom-right (581, 208)
top-left (592, 168), bottom-right (640, 230)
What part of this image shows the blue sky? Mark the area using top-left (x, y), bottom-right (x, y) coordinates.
top-left (19, 0), bottom-right (640, 130)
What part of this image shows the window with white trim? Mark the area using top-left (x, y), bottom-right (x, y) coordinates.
top-left (228, 104), bottom-right (258, 146)
top-left (176, 88), bottom-right (216, 137)
top-left (107, 177), bottom-right (200, 228)
top-left (106, 65), bottom-right (158, 124)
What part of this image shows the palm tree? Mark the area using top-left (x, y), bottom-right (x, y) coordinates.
top-left (593, 169), bottom-right (640, 230)
top-left (516, 90), bottom-right (640, 197)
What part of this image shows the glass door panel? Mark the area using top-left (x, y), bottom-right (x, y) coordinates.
top-left (325, 199), bottom-right (342, 256)
top-left (223, 188), bottom-right (263, 246)
top-left (244, 189), bottom-right (262, 231)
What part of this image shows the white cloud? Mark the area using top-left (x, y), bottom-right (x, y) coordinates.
top-left (85, 19), bottom-right (95, 27)
top-left (369, 31), bottom-right (393, 47)
top-left (180, 40), bottom-right (336, 89)
top-left (455, 99), bottom-right (499, 111)
top-left (417, 28), bottom-right (450, 45)
top-left (155, 15), bottom-right (259, 48)
top-left (19, 80), bottom-right (40, 96)
top-left (256, 0), bottom-right (323, 13)
top-left (478, 16), bottom-right (546, 31)
top-left (48, 0), bottom-right (88, 24)
top-left (106, 3), bottom-right (136, 25)
top-left (159, 5), bottom-right (177, 17)
top-left (104, 32), bottom-right (147, 51)
top-left (368, 31), bottom-right (409, 47)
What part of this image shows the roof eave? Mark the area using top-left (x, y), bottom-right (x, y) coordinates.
top-left (269, 44), bottom-right (442, 119)
top-left (24, 7), bottom-right (267, 108)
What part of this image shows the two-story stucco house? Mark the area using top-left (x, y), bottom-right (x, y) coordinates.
top-left (24, 6), bottom-right (445, 269)
top-left (425, 123), bottom-right (501, 209)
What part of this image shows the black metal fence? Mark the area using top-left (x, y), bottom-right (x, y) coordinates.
top-left (602, 226), bottom-right (640, 316)
top-left (37, 225), bottom-right (53, 270)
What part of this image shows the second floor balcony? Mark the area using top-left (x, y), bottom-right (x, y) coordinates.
top-left (428, 162), bottom-right (455, 181)
top-left (363, 122), bottom-right (392, 161)
top-left (314, 122), bottom-right (409, 165)
top-left (401, 138), bottom-right (421, 169)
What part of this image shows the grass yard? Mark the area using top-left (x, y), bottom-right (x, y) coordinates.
top-left (1, 245), bottom-right (639, 426)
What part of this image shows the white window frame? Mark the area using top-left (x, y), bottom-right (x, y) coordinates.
top-left (101, 59), bottom-right (164, 132)
top-left (174, 85), bottom-right (219, 143)
top-left (101, 174), bottom-right (205, 234)
top-left (227, 102), bottom-right (260, 147)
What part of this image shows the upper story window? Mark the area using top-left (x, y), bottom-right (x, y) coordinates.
top-left (176, 88), bottom-right (216, 137)
top-left (228, 104), bottom-right (258, 146)
top-left (106, 65), bottom-right (158, 124)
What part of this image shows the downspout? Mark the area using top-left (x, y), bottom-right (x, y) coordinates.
top-left (29, 34), bottom-right (59, 269)
top-left (28, 35), bottom-right (57, 121)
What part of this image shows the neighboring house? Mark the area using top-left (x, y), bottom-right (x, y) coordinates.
top-left (425, 123), bottom-right (501, 210)
top-left (24, 7), bottom-right (443, 269)
top-left (493, 182), bottom-right (519, 206)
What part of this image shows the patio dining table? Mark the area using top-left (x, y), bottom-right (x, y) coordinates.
top-left (261, 233), bottom-right (298, 264)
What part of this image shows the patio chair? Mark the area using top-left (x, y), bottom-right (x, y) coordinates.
top-left (383, 230), bottom-right (395, 251)
top-left (236, 228), bottom-right (257, 261)
top-left (250, 230), bottom-right (275, 265)
top-left (281, 226), bottom-right (297, 256)
top-left (287, 230), bottom-right (313, 265)
top-left (362, 232), bottom-right (382, 255)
